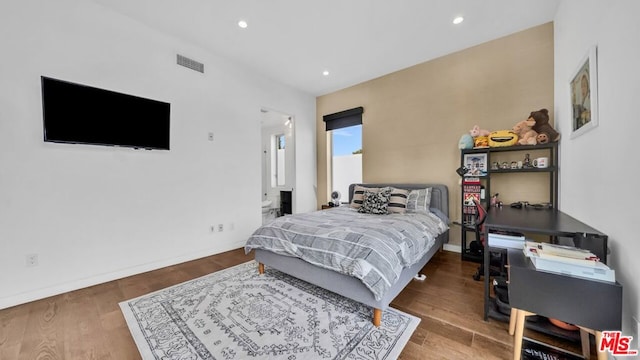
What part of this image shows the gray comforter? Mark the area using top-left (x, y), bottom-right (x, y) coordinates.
top-left (245, 207), bottom-right (448, 300)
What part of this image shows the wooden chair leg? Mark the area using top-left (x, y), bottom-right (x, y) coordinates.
top-left (513, 309), bottom-right (534, 360)
top-left (509, 308), bottom-right (518, 335)
top-left (258, 263), bottom-right (264, 274)
top-left (577, 326), bottom-right (608, 360)
top-left (579, 327), bottom-right (591, 359)
top-left (594, 331), bottom-right (607, 360)
top-left (373, 308), bottom-right (382, 327)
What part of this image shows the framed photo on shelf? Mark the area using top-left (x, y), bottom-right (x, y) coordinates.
top-left (570, 45), bottom-right (598, 139)
top-left (463, 153), bottom-right (487, 176)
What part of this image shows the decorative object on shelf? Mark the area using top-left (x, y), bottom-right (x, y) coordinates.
top-left (488, 130), bottom-right (518, 147)
top-left (533, 157), bottom-right (549, 168)
top-left (500, 161), bottom-right (509, 169)
top-left (512, 118), bottom-right (538, 145)
top-left (474, 136), bottom-right (489, 148)
top-left (463, 153), bottom-right (488, 176)
top-left (570, 45), bottom-right (598, 139)
top-left (491, 161), bottom-right (499, 170)
top-left (523, 153), bottom-right (532, 168)
top-left (470, 125), bottom-right (491, 149)
top-left (470, 124), bottom-right (491, 137)
top-left (510, 161), bottom-right (518, 169)
top-left (458, 133), bottom-right (474, 149)
top-left (529, 108), bottom-right (560, 143)
top-left (536, 132), bottom-right (550, 144)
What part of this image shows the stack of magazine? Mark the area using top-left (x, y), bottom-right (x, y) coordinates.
top-left (523, 241), bottom-right (615, 283)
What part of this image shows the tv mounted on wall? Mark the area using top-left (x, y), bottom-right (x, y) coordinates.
top-left (41, 76), bottom-right (170, 150)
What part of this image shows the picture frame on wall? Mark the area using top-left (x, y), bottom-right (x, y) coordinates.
top-left (570, 45), bottom-right (598, 139)
top-left (463, 153), bottom-right (487, 177)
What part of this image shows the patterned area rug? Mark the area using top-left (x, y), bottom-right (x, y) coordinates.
top-left (120, 261), bottom-right (419, 360)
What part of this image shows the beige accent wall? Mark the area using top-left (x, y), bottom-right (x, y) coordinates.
top-left (316, 23), bottom-right (554, 246)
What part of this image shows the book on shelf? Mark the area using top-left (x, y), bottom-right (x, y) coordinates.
top-left (523, 241), bottom-right (615, 283)
top-left (462, 179), bottom-right (482, 225)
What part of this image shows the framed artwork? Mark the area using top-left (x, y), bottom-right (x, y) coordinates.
top-left (570, 45), bottom-right (598, 138)
top-left (463, 153), bottom-right (487, 176)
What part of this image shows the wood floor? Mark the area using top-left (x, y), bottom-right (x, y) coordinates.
top-left (0, 248), bottom-right (590, 359)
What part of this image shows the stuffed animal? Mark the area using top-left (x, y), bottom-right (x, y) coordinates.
top-left (488, 130), bottom-right (518, 147)
top-left (459, 133), bottom-right (474, 149)
top-left (470, 125), bottom-right (490, 137)
top-left (536, 132), bottom-right (550, 144)
top-left (512, 118), bottom-right (538, 145)
top-left (529, 108), bottom-right (560, 142)
top-left (474, 136), bottom-right (489, 148)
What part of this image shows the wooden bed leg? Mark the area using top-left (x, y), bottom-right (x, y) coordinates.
top-left (258, 263), bottom-right (265, 274)
top-left (373, 308), bottom-right (382, 327)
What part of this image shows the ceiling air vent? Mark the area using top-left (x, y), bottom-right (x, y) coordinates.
top-left (177, 54), bottom-right (204, 73)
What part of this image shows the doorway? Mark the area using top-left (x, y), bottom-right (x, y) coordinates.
top-left (261, 108), bottom-right (295, 222)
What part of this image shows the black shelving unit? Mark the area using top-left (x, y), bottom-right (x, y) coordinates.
top-left (459, 142), bottom-right (559, 263)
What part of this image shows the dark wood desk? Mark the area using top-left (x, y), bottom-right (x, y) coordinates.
top-left (483, 207), bottom-right (608, 320)
top-left (482, 207), bottom-right (618, 359)
top-left (508, 249), bottom-right (622, 360)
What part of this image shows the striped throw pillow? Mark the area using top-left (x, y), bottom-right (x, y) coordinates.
top-left (406, 188), bottom-right (432, 213)
top-left (387, 187), bottom-right (410, 214)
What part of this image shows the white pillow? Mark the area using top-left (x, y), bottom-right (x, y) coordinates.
top-left (406, 188), bottom-right (432, 213)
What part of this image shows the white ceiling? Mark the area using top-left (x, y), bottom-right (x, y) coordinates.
top-left (94, 0), bottom-right (560, 96)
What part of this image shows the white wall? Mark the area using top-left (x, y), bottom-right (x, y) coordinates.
top-left (0, 0), bottom-right (316, 309)
top-left (332, 154), bottom-right (362, 203)
top-left (555, 0), bottom-right (640, 346)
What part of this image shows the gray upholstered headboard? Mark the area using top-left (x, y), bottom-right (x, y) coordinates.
top-left (347, 183), bottom-right (449, 219)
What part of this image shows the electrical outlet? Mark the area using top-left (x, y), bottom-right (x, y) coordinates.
top-left (208, 132), bottom-right (214, 141)
top-left (210, 225), bottom-right (216, 233)
top-left (26, 254), bottom-right (38, 267)
top-left (218, 224), bottom-right (224, 232)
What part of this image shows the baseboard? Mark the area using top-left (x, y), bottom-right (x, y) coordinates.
top-left (443, 243), bottom-right (462, 253)
top-left (0, 240), bottom-right (247, 310)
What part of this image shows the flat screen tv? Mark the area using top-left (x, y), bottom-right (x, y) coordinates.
top-left (41, 76), bottom-right (170, 150)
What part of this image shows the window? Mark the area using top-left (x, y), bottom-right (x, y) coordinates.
top-left (323, 107), bottom-right (364, 203)
top-left (331, 124), bottom-right (362, 202)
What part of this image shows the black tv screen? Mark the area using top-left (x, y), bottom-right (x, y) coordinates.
top-left (41, 76), bottom-right (170, 150)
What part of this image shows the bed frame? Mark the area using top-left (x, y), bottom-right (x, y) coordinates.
top-left (254, 183), bottom-right (449, 327)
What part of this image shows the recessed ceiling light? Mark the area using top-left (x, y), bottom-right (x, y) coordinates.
top-left (453, 16), bottom-right (464, 25)
top-left (238, 20), bottom-right (248, 29)
top-left (322, 70), bottom-right (329, 76)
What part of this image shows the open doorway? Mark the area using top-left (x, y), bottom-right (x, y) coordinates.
top-left (260, 108), bottom-right (295, 223)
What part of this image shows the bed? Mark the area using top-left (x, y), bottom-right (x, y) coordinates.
top-left (244, 183), bottom-right (449, 326)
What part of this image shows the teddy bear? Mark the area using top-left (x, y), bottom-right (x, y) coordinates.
top-left (470, 125), bottom-right (490, 137)
top-left (512, 118), bottom-right (538, 145)
top-left (529, 108), bottom-right (560, 142)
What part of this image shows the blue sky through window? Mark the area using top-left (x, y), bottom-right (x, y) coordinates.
top-left (332, 125), bottom-right (362, 156)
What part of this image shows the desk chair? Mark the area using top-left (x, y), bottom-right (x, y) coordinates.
top-left (471, 199), bottom-right (507, 281)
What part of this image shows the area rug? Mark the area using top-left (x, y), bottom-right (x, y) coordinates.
top-left (119, 261), bottom-right (420, 360)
